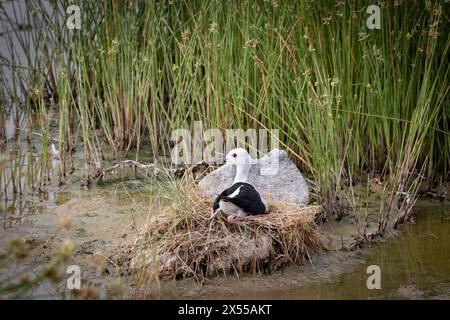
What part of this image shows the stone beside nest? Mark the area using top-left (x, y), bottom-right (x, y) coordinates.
top-left (111, 192), bottom-right (325, 281)
top-left (198, 149), bottom-right (309, 205)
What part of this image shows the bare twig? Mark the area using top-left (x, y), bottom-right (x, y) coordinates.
top-left (93, 160), bottom-right (214, 181)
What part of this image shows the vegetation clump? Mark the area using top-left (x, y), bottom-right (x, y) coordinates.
top-left (113, 192), bottom-right (325, 281)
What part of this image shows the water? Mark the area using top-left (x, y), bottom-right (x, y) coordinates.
top-left (267, 203), bottom-right (450, 299)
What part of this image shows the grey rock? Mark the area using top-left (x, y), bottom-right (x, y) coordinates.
top-left (198, 149), bottom-right (309, 204)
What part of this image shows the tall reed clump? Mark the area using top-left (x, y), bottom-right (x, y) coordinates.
top-left (1, 1), bottom-right (449, 231)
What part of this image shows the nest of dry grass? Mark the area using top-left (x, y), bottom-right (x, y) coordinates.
top-left (112, 192), bottom-right (325, 281)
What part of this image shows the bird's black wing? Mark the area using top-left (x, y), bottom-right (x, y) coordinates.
top-left (221, 183), bottom-right (266, 214)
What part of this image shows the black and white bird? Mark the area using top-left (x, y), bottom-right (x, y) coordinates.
top-left (210, 148), bottom-right (268, 223)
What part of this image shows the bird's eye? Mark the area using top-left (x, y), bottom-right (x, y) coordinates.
top-left (232, 153), bottom-right (237, 158)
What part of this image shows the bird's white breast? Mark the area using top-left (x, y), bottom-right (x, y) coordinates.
top-left (219, 200), bottom-right (242, 216)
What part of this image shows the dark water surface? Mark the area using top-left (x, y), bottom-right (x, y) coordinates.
top-left (279, 204), bottom-right (450, 299)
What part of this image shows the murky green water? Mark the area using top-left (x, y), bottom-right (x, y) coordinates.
top-left (271, 204), bottom-right (450, 299)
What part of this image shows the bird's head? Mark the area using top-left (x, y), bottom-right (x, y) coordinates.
top-left (225, 148), bottom-right (251, 167)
